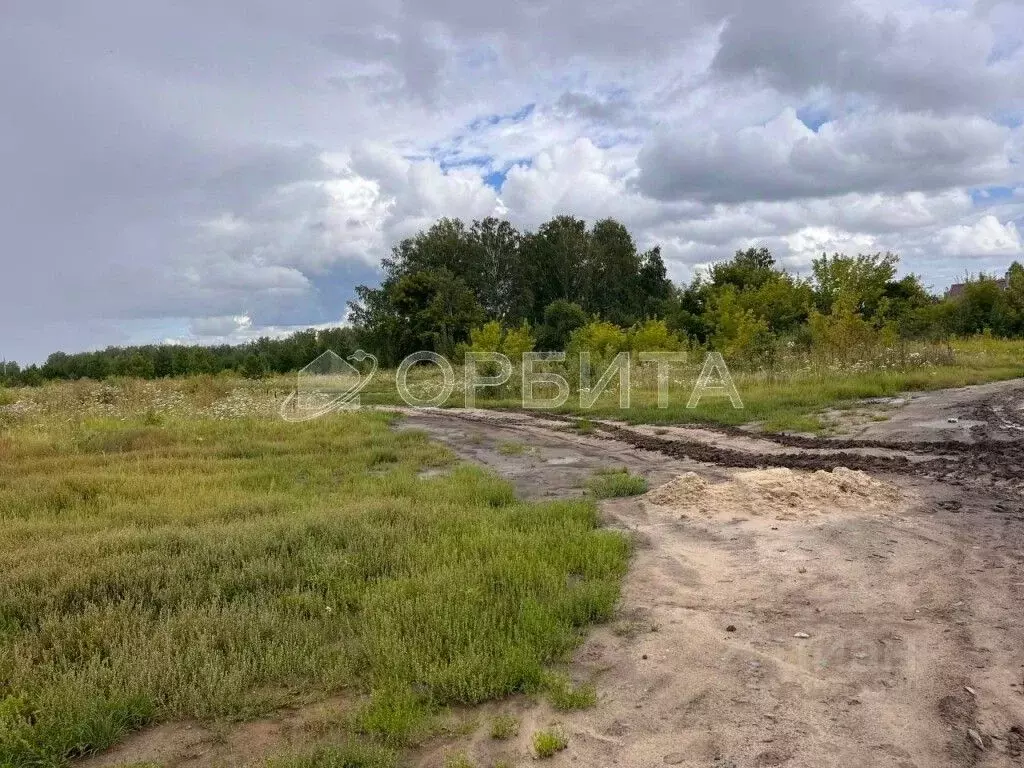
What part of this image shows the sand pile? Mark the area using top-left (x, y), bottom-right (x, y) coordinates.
top-left (646, 467), bottom-right (901, 519)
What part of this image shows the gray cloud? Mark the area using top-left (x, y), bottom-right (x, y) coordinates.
top-left (710, 0), bottom-right (1024, 113)
top-left (636, 109), bottom-right (1014, 203)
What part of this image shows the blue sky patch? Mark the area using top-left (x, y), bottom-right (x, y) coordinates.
top-left (970, 185), bottom-right (1017, 204)
top-left (796, 105), bottom-right (829, 132)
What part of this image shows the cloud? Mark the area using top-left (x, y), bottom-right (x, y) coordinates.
top-left (636, 108), bottom-right (1013, 203)
top-left (1, 0), bottom-right (1023, 361)
top-left (939, 215), bottom-right (1023, 258)
top-left (189, 315), bottom-right (253, 338)
top-left (710, 0), bottom-right (1024, 113)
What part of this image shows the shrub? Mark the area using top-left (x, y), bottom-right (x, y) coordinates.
top-left (490, 714), bottom-right (520, 740)
top-left (628, 319), bottom-right (685, 352)
top-left (532, 728), bottom-right (568, 758)
top-left (543, 673), bottom-right (597, 710)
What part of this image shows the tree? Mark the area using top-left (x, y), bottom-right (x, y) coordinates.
top-left (391, 269), bottom-right (483, 356)
top-left (536, 300), bottom-right (588, 350)
top-left (241, 353), bottom-right (268, 379)
top-left (469, 217), bottom-right (525, 322)
top-left (521, 216), bottom-right (591, 318)
top-left (585, 218), bottom-right (643, 326)
top-left (710, 247), bottom-right (777, 292)
top-left (811, 252), bottom-right (898, 319)
top-left (638, 246), bottom-right (674, 317)
top-left (952, 275), bottom-right (1010, 335)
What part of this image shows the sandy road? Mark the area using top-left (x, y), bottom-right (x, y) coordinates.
top-left (400, 383), bottom-right (1024, 768)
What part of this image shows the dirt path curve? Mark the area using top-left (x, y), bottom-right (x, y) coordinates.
top-left (398, 397), bottom-right (1024, 768)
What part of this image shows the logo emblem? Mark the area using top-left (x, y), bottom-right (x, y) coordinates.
top-left (280, 350), bottom-right (377, 421)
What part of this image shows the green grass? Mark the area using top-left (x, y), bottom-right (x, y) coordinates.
top-left (532, 728), bottom-right (568, 758)
top-left (443, 752), bottom-right (477, 768)
top-left (348, 336), bottom-right (1024, 432)
top-left (496, 441), bottom-right (528, 456)
top-left (265, 742), bottom-right (397, 768)
top-left (542, 673), bottom-right (597, 711)
top-left (586, 469), bottom-right (648, 499)
top-left (573, 418), bottom-right (595, 435)
top-left (489, 714), bottom-right (519, 740)
top-left (0, 409), bottom-right (630, 766)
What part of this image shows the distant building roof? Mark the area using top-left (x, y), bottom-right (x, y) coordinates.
top-left (945, 276), bottom-right (1008, 298)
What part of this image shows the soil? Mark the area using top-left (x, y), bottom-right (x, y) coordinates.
top-left (78, 381), bottom-right (1024, 768)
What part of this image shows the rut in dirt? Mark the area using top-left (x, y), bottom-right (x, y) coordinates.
top-left (454, 394), bottom-right (1024, 491)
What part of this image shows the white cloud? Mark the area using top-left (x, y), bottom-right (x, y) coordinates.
top-left (782, 227), bottom-right (880, 268)
top-left (189, 315), bottom-right (253, 338)
top-left (939, 215), bottom-right (1023, 257)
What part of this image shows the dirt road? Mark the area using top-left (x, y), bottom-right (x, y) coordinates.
top-left (400, 381), bottom-right (1024, 768)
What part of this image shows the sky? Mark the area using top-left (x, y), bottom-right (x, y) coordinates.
top-left (2, 0), bottom-right (1023, 363)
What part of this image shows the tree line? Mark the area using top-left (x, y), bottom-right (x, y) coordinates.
top-left (4, 215), bottom-right (1024, 386)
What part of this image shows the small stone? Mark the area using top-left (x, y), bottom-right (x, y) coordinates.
top-left (965, 685), bottom-right (977, 697)
top-left (642, 654), bottom-right (648, 660)
top-left (663, 753), bottom-right (686, 765)
top-left (726, 624), bottom-right (737, 632)
top-left (968, 728), bottom-right (985, 750)
top-left (797, 567), bottom-right (807, 574)
top-left (794, 632), bottom-right (811, 639)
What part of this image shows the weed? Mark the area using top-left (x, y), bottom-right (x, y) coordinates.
top-left (489, 714), bottom-right (519, 740)
top-left (587, 470), bottom-right (648, 498)
top-left (444, 752), bottom-right (477, 768)
top-left (542, 674), bottom-right (597, 711)
top-left (264, 742), bottom-right (397, 768)
top-left (497, 441), bottom-right (528, 456)
top-left (532, 728), bottom-right (568, 758)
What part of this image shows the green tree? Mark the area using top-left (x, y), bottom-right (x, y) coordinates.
top-left (585, 219), bottom-right (642, 326)
top-left (240, 353), bottom-right (268, 379)
top-left (536, 300), bottom-right (588, 350)
top-left (811, 252), bottom-right (898, 319)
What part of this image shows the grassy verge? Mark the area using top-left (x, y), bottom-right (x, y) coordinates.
top-left (354, 336), bottom-right (1024, 432)
top-left (3, 337), bottom-right (1023, 434)
top-left (0, 410), bottom-right (629, 766)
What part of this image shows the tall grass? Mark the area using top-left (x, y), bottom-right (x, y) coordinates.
top-left (0, 410), bottom-right (629, 766)
top-left (353, 336), bottom-right (1024, 431)
top-left (3, 337), bottom-right (1023, 434)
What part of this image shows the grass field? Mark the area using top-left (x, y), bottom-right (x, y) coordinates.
top-left (0, 396), bottom-right (629, 767)
top-left (357, 336), bottom-right (1024, 432)
top-left (5, 337), bottom-right (1024, 435)
top-left (0, 337), bottom-right (1022, 764)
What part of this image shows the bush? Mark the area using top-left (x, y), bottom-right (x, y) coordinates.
top-left (567, 321), bottom-right (629, 361)
top-left (532, 729), bottom-right (568, 758)
top-left (543, 673), bottom-right (598, 710)
top-left (490, 714), bottom-right (520, 740)
top-left (627, 319), bottom-right (686, 352)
